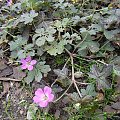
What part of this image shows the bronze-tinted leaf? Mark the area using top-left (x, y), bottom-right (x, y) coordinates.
top-left (111, 102), bottom-right (120, 110)
top-left (103, 105), bottom-right (116, 114)
top-left (0, 66), bottom-right (13, 77)
top-left (12, 67), bottom-right (26, 80)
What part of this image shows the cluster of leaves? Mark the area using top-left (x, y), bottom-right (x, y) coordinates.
top-left (0, 0), bottom-right (120, 119)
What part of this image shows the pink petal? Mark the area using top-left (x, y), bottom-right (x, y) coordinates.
top-left (27, 65), bottom-right (33, 71)
top-left (35, 88), bottom-right (45, 98)
top-left (30, 60), bottom-right (37, 65)
top-left (21, 64), bottom-right (27, 69)
top-left (26, 56), bottom-right (31, 62)
top-left (33, 96), bottom-right (41, 103)
top-left (44, 86), bottom-right (52, 95)
top-left (7, 0), bottom-right (12, 6)
top-left (46, 93), bottom-right (54, 102)
top-left (39, 100), bottom-right (48, 107)
top-left (20, 58), bottom-right (26, 64)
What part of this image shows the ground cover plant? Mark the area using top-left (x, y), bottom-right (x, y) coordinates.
top-left (0, 0), bottom-right (120, 119)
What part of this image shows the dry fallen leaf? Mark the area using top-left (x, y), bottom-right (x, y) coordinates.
top-left (0, 59), bottom-right (7, 70)
top-left (114, 75), bottom-right (120, 93)
top-left (0, 81), bottom-right (10, 98)
top-left (81, 95), bottom-right (93, 103)
top-left (54, 110), bottom-right (60, 119)
top-left (96, 92), bottom-right (104, 101)
top-left (0, 66), bottom-right (13, 77)
top-left (12, 66), bottom-right (26, 80)
top-left (0, 59), bottom-right (13, 77)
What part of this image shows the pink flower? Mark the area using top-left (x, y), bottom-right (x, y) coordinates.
top-left (33, 86), bottom-right (54, 107)
top-left (7, 0), bottom-right (12, 6)
top-left (20, 56), bottom-right (37, 71)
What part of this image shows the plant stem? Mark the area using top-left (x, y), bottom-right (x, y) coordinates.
top-left (53, 82), bottom-right (73, 103)
top-left (65, 48), bottom-right (82, 98)
top-left (0, 77), bottom-right (21, 81)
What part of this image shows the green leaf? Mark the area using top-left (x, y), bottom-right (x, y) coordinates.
top-left (113, 65), bottom-right (120, 76)
top-left (40, 65), bottom-right (51, 73)
top-left (35, 70), bottom-right (42, 82)
top-left (11, 51), bottom-right (18, 59)
top-left (72, 15), bottom-right (80, 25)
top-left (27, 50), bottom-right (35, 57)
top-left (54, 18), bottom-right (70, 32)
top-left (27, 103), bottom-right (38, 120)
top-left (33, 27), bottom-right (56, 46)
top-left (19, 10), bottom-right (38, 24)
top-left (81, 32), bottom-right (93, 41)
top-left (54, 68), bottom-right (68, 79)
top-left (71, 33), bottom-right (81, 40)
top-left (88, 41), bottom-right (100, 53)
top-left (89, 24), bottom-right (103, 32)
top-left (80, 28), bottom-right (87, 33)
top-left (45, 40), bottom-right (67, 56)
top-left (89, 64), bottom-right (112, 90)
top-left (110, 56), bottom-right (120, 65)
top-left (9, 41), bottom-right (18, 51)
top-left (24, 44), bottom-right (34, 50)
top-left (102, 42), bottom-right (115, 51)
top-left (77, 49), bottom-right (88, 57)
top-left (37, 48), bottom-right (44, 56)
top-left (68, 92), bottom-right (80, 102)
top-left (36, 37), bottom-right (46, 46)
top-left (17, 50), bottom-right (26, 59)
top-left (80, 28), bottom-right (97, 35)
top-left (104, 30), bottom-right (114, 39)
top-left (46, 26), bottom-right (56, 35)
top-left (24, 70), bottom-right (35, 84)
top-left (9, 35), bottom-right (27, 51)
top-left (46, 35), bottom-right (54, 42)
top-left (81, 84), bottom-right (96, 97)
top-left (104, 29), bottom-right (120, 40)
top-left (36, 61), bottom-right (51, 74)
top-left (62, 18), bottom-right (70, 27)
top-left (78, 32), bottom-right (100, 54)
top-left (97, 77), bottom-right (110, 90)
top-left (78, 39), bottom-right (99, 53)
top-left (54, 20), bottom-right (63, 32)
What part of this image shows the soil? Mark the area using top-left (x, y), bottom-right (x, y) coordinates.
top-left (0, 82), bottom-right (32, 120)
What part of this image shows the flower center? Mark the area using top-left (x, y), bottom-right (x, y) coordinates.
top-left (42, 95), bottom-right (48, 101)
top-left (27, 61), bottom-right (31, 66)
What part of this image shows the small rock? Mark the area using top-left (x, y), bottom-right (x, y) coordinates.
top-left (20, 110), bottom-right (24, 115)
top-left (74, 71), bottom-right (84, 78)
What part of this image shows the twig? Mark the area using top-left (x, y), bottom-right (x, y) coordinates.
top-left (51, 79), bottom-right (58, 87)
top-left (3, 30), bottom-right (16, 38)
top-left (51, 57), bottom-right (70, 87)
top-left (65, 48), bottom-right (82, 98)
top-left (96, 60), bottom-right (108, 66)
top-left (53, 82), bottom-right (73, 103)
top-left (75, 81), bottom-right (91, 85)
top-left (0, 77), bottom-right (21, 81)
top-left (62, 57), bottom-right (70, 70)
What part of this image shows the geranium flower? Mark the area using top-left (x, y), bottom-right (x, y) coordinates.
top-left (7, 0), bottom-right (12, 6)
top-left (20, 56), bottom-right (37, 71)
top-left (33, 86), bottom-right (54, 107)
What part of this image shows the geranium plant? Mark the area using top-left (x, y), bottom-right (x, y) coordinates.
top-left (0, 0), bottom-right (120, 119)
